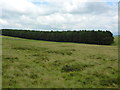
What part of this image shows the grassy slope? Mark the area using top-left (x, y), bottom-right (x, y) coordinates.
top-left (112, 36), bottom-right (118, 46)
top-left (2, 36), bottom-right (118, 88)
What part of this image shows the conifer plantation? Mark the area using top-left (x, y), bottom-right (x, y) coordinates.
top-left (2, 29), bottom-right (114, 45)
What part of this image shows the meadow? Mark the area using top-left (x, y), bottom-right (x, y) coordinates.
top-left (2, 36), bottom-right (118, 88)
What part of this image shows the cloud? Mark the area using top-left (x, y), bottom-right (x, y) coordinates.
top-left (0, 0), bottom-right (118, 34)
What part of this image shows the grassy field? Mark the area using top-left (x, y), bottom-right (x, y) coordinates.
top-left (112, 36), bottom-right (118, 46)
top-left (2, 36), bottom-right (118, 88)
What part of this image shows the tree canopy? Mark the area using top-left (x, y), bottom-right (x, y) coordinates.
top-left (1, 29), bottom-right (114, 45)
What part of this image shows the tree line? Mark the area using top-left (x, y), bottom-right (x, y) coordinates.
top-left (1, 29), bottom-right (114, 45)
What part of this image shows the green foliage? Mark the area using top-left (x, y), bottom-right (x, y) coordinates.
top-left (2, 29), bottom-right (114, 45)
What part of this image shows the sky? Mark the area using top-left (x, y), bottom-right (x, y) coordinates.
top-left (0, 0), bottom-right (119, 35)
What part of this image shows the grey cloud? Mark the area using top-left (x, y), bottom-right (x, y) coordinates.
top-left (2, 10), bottom-right (23, 19)
top-left (69, 2), bottom-right (115, 15)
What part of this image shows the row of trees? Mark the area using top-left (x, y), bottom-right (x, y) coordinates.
top-left (1, 29), bottom-right (114, 45)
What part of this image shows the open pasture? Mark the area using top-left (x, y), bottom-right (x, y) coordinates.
top-left (2, 36), bottom-right (118, 88)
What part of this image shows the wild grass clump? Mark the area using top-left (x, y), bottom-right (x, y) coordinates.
top-left (45, 50), bottom-right (73, 55)
top-left (61, 63), bottom-right (94, 72)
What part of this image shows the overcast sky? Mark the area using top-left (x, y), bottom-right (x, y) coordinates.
top-left (0, 0), bottom-right (119, 35)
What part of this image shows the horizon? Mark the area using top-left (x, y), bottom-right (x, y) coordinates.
top-left (1, 28), bottom-right (119, 36)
